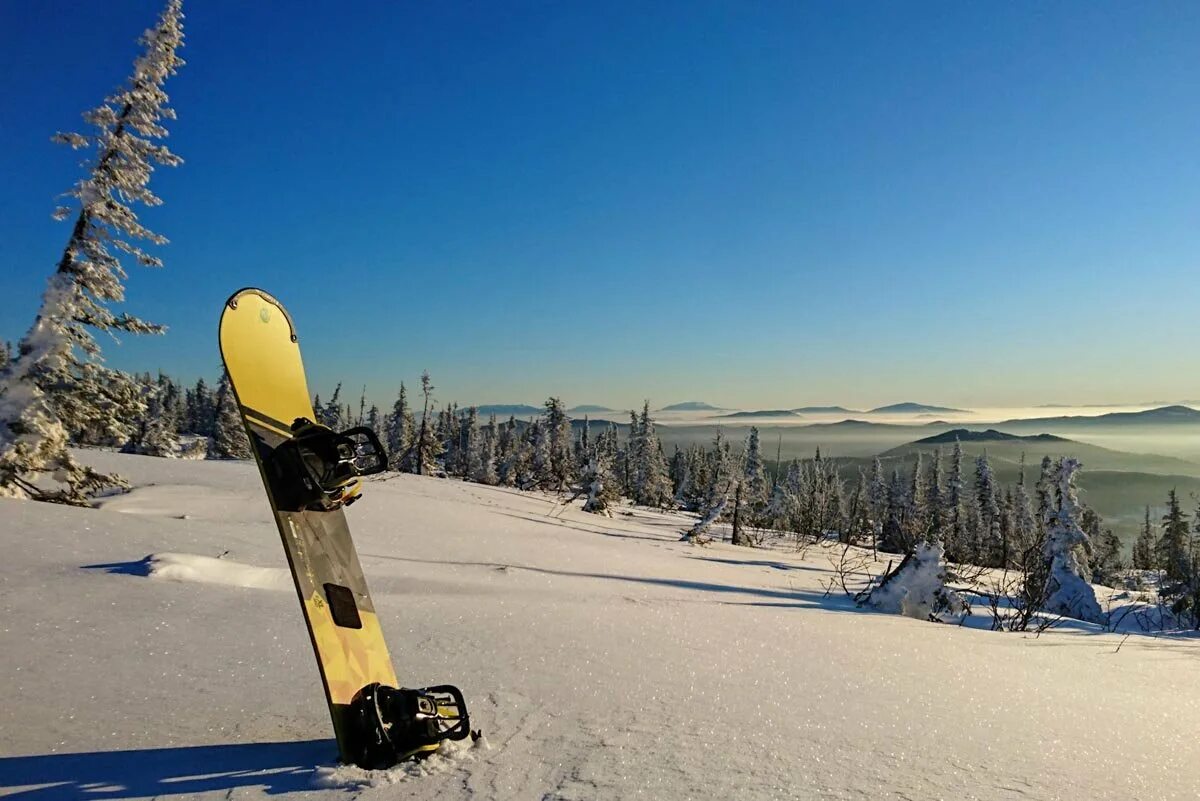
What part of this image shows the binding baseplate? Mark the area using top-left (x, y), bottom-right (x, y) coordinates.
top-left (346, 682), bottom-right (475, 768)
top-left (267, 418), bottom-right (387, 512)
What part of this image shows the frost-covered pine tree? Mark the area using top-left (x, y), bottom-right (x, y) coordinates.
top-left (473, 414), bottom-right (498, 485)
top-left (0, 0), bottom-right (185, 503)
top-left (923, 448), bottom-right (944, 543)
top-left (742, 426), bottom-right (768, 524)
top-left (405, 371), bottom-right (439, 475)
top-left (630, 402), bottom-right (671, 507)
top-left (186, 377), bottom-right (214, 436)
top-left (211, 373), bottom-right (251, 460)
top-left (907, 452), bottom-right (926, 542)
top-left (880, 467), bottom-right (909, 553)
top-left (1132, 505), bottom-right (1155, 571)
top-left (685, 429), bottom-right (732, 542)
top-left (365, 404), bottom-right (383, 440)
top-left (124, 376), bottom-right (178, 457)
top-left (1157, 489), bottom-right (1191, 582)
top-left (463, 406), bottom-right (482, 481)
top-left (1041, 458), bottom-right (1102, 623)
top-left (319, 384), bottom-right (346, 429)
top-left (542, 397), bottom-right (573, 491)
top-left (582, 425), bottom-right (619, 515)
top-left (944, 440), bottom-right (967, 562)
top-left (975, 451), bottom-right (1002, 566)
top-left (867, 457), bottom-right (887, 552)
top-left (385, 383), bottom-right (413, 470)
top-left (1012, 455), bottom-right (1037, 558)
top-left (1035, 455), bottom-right (1055, 529)
top-left (865, 540), bottom-right (967, 623)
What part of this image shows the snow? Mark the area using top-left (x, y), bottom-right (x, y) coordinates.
top-left (2, 450), bottom-right (1200, 800)
top-left (865, 542), bottom-right (967, 624)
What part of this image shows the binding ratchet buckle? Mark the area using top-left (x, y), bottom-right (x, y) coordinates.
top-left (347, 683), bottom-right (475, 768)
top-left (268, 418), bottom-right (387, 512)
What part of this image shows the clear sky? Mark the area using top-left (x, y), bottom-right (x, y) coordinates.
top-left (2, 1), bottom-right (1199, 411)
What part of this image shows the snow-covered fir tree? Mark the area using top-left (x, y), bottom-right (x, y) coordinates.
top-left (123, 375), bottom-right (178, 457)
top-left (473, 414), bottom-right (498, 485)
top-left (385, 383), bottom-right (413, 470)
top-left (1035, 455), bottom-right (1055, 528)
top-left (405, 371), bottom-right (439, 475)
top-left (1157, 489), bottom-right (1191, 582)
top-left (865, 541), bottom-right (967, 624)
top-left (211, 373), bottom-right (251, 460)
top-left (1041, 458), bottom-right (1102, 623)
top-left (1013, 455), bottom-right (1037, 560)
top-left (319, 384), bottom-right (346, 429)
top-left (629, 402), bottom-right (671, 507)
top-left (685, 430), bottom-right (733, 541)
top-left (923, 449), bottom-right (944, 543)
top-left (542, 397), bottom-right (573, 491)
top-left (880, 467), bottom-right (909, 553)
top-left (582, 424), bottom-right (620, 515)
top-left (741, 426), bottom-right (768, 524)
top-left (907, 452), bottom-right (926, 543)
top-left (867, 457), bottom-right (887, 551)
top-left (975, 451), bottom-right (1002, 566)
top-left (0, 0), bottom-right (185, 503)
top-left (944, 441), bottom-right (967, 562)
top-left (462, 406), bottom-right (482, 481)
top-left (1132, 505), bottom-right (1156, 570)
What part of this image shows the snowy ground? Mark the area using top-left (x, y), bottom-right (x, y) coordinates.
top-left (2, 452), bottom-right (1199, 800)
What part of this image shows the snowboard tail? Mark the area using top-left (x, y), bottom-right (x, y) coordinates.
top-left (219, 288), bottom-right (469, 766)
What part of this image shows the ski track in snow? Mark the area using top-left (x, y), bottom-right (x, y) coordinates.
top-left (1, 450), bottom-right (1199, 800)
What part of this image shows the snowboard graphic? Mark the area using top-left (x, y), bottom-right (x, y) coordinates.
top-left (219, 288), bottom-right (400, 761)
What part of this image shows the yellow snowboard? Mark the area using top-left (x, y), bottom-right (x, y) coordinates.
top-left (219, 287), bottom-right (398, 761)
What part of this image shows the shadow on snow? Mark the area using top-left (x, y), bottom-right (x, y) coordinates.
top-left (0, 739), bottom-right (333, 800)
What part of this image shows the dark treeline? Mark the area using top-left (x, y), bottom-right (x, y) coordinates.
top-left (93, 366), bottom-right (1200, 620)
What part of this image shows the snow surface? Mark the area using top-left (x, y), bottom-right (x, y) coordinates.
top-left (2, 451), bottom-right (1200, 800)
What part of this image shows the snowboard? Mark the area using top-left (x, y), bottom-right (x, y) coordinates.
top-left (218, 288), bottom-right (400, 762)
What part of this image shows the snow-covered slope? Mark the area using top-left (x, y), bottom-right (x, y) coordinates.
top-left (2, 452), bottom-right (1198, 800)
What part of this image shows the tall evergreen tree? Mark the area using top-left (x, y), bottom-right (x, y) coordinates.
top-left (945, 440), bottom-right (967, 562)
top-left (868, 457), bottom-right (887, 552)
top-left (1012, 454), bottom-right (1037, 559)
top-left (1132, 505), bottom-right (1156, 571)
top-left (385, 383), bottom-right (413, 470)
top-left (880, 467), bottom-right (909, 554)
top-left (542, 397), bottom-right (573, 491)
top-left (975, 451), bottom-right (1002, 566)
top-left (1041, 459), bottom-right (1102, 622)
top-left (1158, 489), bottom-right (1191, 582)
top-left (0, 0), bottom-right (185, 503)
top-left (319, 383), bottom-right (345, 429)
top-left (742, 426), bottom-right (769, 523)
top-left (630, 402), bottom-right (671, 507)
top-left (211, 372), bottom-right (251, 459)
top-left (582, 425), bottom-right (619, 515)
top-left (406, 371), bottom-right (438, 475)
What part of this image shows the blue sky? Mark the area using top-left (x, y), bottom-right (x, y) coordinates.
top-left (3, 1), bottom-right (1199, 410)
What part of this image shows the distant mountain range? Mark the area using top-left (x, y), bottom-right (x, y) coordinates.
top-left (913, 429), bottom-right (1067, 445)
top-left (883, 427), bottom-right (1200, 481)
top-left (998, 405), bottom-right (1200, 428)
top-left (569, 404), bottom-right (615, 413)
top-left (717, 410), bottom-right (800, 419)
top-left (473, 404), bottom-right (543, 418)
top-left (659, 401), bottom-right (724, 411)
top-left (867, 402), bottom-right (969, 415)
top-left (791, 406), bottom-right (859, 414)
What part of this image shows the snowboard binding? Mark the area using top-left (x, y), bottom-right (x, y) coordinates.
top-left (346, 682), bottom-right (474, 768)
top-left (268, 418), bottom-right (388, 512)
